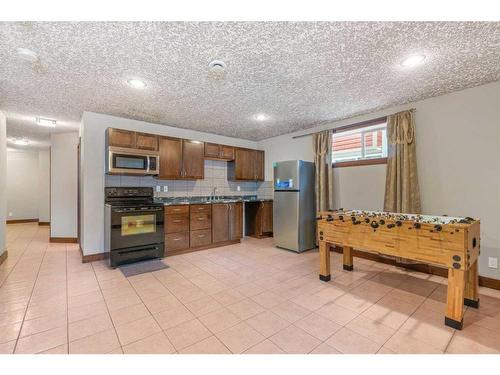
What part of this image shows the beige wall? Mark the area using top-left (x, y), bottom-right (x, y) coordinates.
top-left (50, 132), bottom-right (79, 238)
top-left (38, 150), bottom-right (50, 223)
top-left (6, 149), bottom-right (39, 221)
top-left (259, 81), bottom-right (500, 279)
top-left (0, 111), bottom-right (6, 256)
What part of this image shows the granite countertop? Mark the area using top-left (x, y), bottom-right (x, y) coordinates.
top-left (155, 195), bottom-right (273, 206)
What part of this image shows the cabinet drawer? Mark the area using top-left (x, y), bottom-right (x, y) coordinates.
top-left (190, 204), bottom-right (211, 214)
top-left (165, 214), bottom-right (189, 234)
top-left (190, 229), bottom-right (212, 248)
top-left (165, 232), bottom-right (189, 252)
top-left (190, 213), bottom-right (211, 230)
top-left (165, 205), bottom-right (189, 215)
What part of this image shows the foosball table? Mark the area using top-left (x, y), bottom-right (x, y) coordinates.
top-left (317, 209), bottom-right (480, 330)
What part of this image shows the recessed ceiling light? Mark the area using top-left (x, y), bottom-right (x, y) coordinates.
top-left (11, 138), bottom-right (30, 146)
top-left (401, 54), bottom-right (426, 68)
top-left (36, 117), bottom-right (57, 128)
top-left (16, 48), bottom-right (39, 63)
top-left (127, 78), bottom-right (147, 89)
top-left (254, 113), bottom-right (269, 121)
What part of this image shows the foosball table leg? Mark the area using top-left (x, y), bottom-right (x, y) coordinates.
top-left (445, 268), bottom-right (466, 330)
top-left (343, 246), bottom-right (353, 271)
top-left (464, 260), bottom-right (480, 308)
top-left (319, 241), bottom-right (331, 282)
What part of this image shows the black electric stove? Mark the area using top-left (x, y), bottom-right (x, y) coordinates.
top-left (104, 187), bottom-right (164, 268)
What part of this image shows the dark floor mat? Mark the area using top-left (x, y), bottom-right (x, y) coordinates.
top-left (119, 259), bottom-right (169, 277)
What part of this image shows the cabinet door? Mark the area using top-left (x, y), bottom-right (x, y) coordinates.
top-left (220, 145), bottom-right (235, 160)
top-left (234, 148), bottom-right (253, 180)
top-left (108, 128), bottom-right (136, 148)
top-left (261, 201), bottom-right (273, 233)
top-left (229, 202), bottom-right (243, 240)
top-left (182, 140), bottom-right (204, 179)
top-left (136, 132), bottom-right (158, 151)
top-left (204, 143), bottom-right (220, 158)
top-left (253, 150), bottom-right (265, 181)
top-left (212, 204), bottom-right (230, 243)
top-left (158, 137), bottom-right (182, 179)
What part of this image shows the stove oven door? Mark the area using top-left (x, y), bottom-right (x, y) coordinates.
top-left (110, 206), bottom-right (164, 250)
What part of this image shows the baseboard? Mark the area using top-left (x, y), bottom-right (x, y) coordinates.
top-left (50, 237), bottom-right (78, 243)
top-left (330, 245), bottom-right (500, 291)
top-left (7, 218), bottom-right (38, 224)
top-left (79, 245), bottom-right (108, 263)
top-left (0, 251), bottom-right (8, 266)
top-left (38, 221), bottom-right (50, 226)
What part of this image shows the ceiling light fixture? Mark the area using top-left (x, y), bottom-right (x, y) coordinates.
top-left (401, 54), bottom-right (426, 68)
top-left (11, 138), bottom-right (30, 146)
top-left (127, 78), bottom-right (147, 89)
top-left (36, 117), bottom-right (57, 128)
top-left (16, 48), bottom-right (39, 63)
top-left (254, 113), bottom-right (269, 121)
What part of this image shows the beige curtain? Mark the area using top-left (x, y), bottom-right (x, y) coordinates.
top-left (384, 110), bottom-right (421, 214)
top-left (313, 130), bottom-right (333, 212)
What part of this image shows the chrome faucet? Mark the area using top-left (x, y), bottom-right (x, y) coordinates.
top-left (211, 187), bottom-right (220, 201)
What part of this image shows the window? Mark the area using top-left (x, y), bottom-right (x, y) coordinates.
top-left (332, 119), bottom-right (388, 166)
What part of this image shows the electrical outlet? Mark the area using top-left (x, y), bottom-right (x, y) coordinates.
top-left (8, 212), bottom-right (13, 217)
top-left (155, 186), bottom-right (161, 193)
top-left (237, 186), bottom-right (240, 192)
top-left (163, 185), bottom-right (168, 192)
top-left (488, 257), bottom-right (498, 269)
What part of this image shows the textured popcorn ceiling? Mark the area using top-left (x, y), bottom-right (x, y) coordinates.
top-left (0, 21), bottom-right (499, 146)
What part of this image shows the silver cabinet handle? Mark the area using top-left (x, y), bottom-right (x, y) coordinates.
top-left (197, 234), bottom-right (205, 238)
top-left (173, 208), bottom-right (181, 212)
top-left (173, 238), bottom-right (181, 241)
top-left (198, 218), bottom-right (204, 220)
top-left (173, 220), bottom-right (181, 223)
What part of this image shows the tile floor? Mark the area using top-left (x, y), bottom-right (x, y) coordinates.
top-left (1, 223), bottom-right (500, 354)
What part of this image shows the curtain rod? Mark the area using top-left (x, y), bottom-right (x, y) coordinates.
top-left (292, 108), bottom-right (416, 139)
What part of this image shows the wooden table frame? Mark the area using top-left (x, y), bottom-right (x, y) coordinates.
top-left (317, 212), bottom-right (480, 330)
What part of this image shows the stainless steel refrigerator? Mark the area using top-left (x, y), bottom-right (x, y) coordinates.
top-left (273, 160), bottom-right (316, 252)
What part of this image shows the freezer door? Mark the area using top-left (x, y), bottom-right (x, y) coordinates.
top-left (274, 160), bottom-right (300, 190)
top-left (273, 191), bottom-right (300, 251)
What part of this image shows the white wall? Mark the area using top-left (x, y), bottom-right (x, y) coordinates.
top-left (0, 112), bottom-right (6, 257)
top-left (50, 132), bottom-right (79, 238)
top-left (38, 150), bottom-right (50, 223)
top-left (80, 112), bottom-right (261, 255)
top-left (6, 149), bottom-right (39, 220)
top-left (259, 81), bottom-right (500, 279)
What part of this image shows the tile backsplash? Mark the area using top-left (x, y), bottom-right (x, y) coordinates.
top-left (105, 160), bottom-right (273, 199)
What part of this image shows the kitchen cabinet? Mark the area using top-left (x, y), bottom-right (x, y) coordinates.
top-left (190, 229), bottom-right (212, 248)
top-left (182, 140), bottom-right (204, 179)
top-left (229, 148), bottom-right (265, 181)
top-left (212, 202), bottom-right (243, 243)
top-left (229, 202), bottom-right (243, 240)
top-left (164, 204), bottom-right (190, 253)
top-left (212, 204), bottom-right (230, 243)
top-left (158, 137), bottom-right (204, 180)
top-left (244, 201), bottom-right (273, 238)
top-left (107, 128), bottom-right (136, 148)
top-left (158, 137), bottom-right (183, 179)
top-left (136, 132), bottom-right (158, 151)
top-left (204, 143), bottom-right (235, 160)
top-left (190, 204), bottom-right (211, 231)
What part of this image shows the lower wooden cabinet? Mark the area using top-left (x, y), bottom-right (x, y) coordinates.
top-left (164, 202), bottom-right (244, 255)
top-left (190, 229), bottom-right (212, 247)
top-left (229, 202), bottom-right (243, 240)
top-left (165, 231), bottom-right (189, 252)
top-left (259, 201), bottom-right (273, 234)
top-left (245, 201), bottom-right (273, 238)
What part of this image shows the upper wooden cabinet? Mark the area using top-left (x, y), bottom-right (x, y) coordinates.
top-left (204, 142), bottom-right (235, 160)
top-left (158, 137), bottom-right (204, 180)
top-left (136, 132), bottom-right (158, 151)
top-left (182, 140), bottom-right (204, 179)
top-left (158, 137), bottom-right (183, 179)
top-left (107, 128), bottom-right (136, 148)
top-left (107, 128), bottom-right (158, 151)
top-left (230, 148), bottom-right (265, 181)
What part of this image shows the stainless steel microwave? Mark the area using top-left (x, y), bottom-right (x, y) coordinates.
top-left (106, 146), bottom-right (160, 175)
